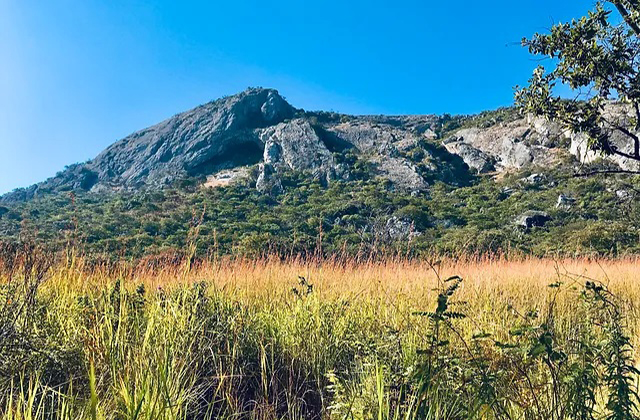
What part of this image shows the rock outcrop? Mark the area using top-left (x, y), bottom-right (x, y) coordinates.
top-left (256, 119), bottom-right (337, 192)
top-left (385, 216), bottom-right (421, 241)
top-left (91, 88), bottom-right (294, 190)
top-left (442, 139), bottom-right (495, 173)
top-left (515, 211), bottom-right (551, 229)
top-left (566, 103), bottom-right (640, 171)
top-left (441, 105), bottom-right (640, 176)
top-left (1, 88), bottom-right (454, 202)
top-left (443, 117), bottom-right (565, 173)
top-left (2, 88), bottom-right (296, 201)
top-left (556, 194), bottom-right (576, 209)
top-left (326, 121), bottom-right (431, 191)
top-left (3, 88), bottom-right (639, 204)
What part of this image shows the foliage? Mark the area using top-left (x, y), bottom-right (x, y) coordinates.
top-left (1, 156), bottom-right (639, 259)
top-left (516, 1), bottom-right (640, 167)
top-left (2, 250), bottom-right (640, 418)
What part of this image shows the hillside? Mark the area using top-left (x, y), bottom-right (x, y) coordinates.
top-left (1, 88), bottom-right (639, 257)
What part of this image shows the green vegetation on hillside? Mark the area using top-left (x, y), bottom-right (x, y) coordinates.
top-left (1, 154), bottom-right (638, 259)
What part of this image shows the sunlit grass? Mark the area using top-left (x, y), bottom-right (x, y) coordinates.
top-left (1, 254), bottom-right (639, 419)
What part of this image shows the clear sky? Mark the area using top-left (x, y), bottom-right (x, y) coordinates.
top-left (0, 0), bottom-right (596, 194)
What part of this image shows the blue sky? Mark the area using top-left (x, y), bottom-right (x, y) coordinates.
top-left (0, 0), bottom-right (596, 194)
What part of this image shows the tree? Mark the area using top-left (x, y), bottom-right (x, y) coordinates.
top-left (516, 1), bottom-right (640, 172)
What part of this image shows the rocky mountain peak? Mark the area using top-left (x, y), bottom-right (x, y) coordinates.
top-left (3, 88), bottom-right (638, 204)
top-left (2, 88), bottom-right (297, 202)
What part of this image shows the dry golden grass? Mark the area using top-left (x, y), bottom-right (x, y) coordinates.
top-left (117, 255), bottom-right (640, 293)
top-left (58, 255), bottom-right (640, 348)
top-left (3, 254), bottom-right (640, 419)
top-left (191, 256), bottom-right (640, 345)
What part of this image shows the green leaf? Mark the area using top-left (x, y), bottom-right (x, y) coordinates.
top-left (529, 343), bottom-right (546, 357)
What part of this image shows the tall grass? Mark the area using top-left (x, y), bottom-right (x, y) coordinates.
top-left (1, 245), bottom-right (640, 419)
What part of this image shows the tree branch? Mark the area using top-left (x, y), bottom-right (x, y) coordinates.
top-left (573, 168), bottom-right (640, 177)
top-left (612, 125), bottom-right (640, 159)
top-left (609, 146), bottom-right (640, 161)
top-left (612, 1), bottom-right (640, 36)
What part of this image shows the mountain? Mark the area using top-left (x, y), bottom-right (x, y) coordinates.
top-left (2, 87), bottom-right (614, 203)
top-left (1, 88), bottom-right (638, 258)
top-left (2, 88), bottom-right (453, 201)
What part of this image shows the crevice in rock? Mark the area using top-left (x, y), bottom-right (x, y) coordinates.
top-left (187, 140), bottom-right (264, 177)
top-left (313, 126), bottom-right (353, 153)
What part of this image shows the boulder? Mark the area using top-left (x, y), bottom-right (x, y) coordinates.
top-left (497, 187), bottom-right (516, 201)
top-left (515, 211), bottom-right (551, 229)
top-left (556, 194), bottom-right (576, 209)
top-left (500, 138), bottom-right (532, 168)
top-left (385, 216), bottom-right (421, 240)
top-left (616, 190), bottom-right (632, 200)
top-left (522, 173), bottom-right (546, 185)
top-left (423, 128), bottom-right (438, 140)
top-left (443, 139), bottom-right (495, 173)
top-left (445, 121), bottom-right (549, 172)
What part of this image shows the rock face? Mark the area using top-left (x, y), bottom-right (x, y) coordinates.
top-left (3, 87), bottom-right (639, 204)
top-left (567, 103), bottom-right (640, 171)
top-left (3, 88), bottom-right (296, 201)
top-left (256, 119), bottom-right (336, 192)
top-left (442, 139), bottom-right (495, 173)
top-left (443, 117), bottom-right (564, 173)
top-left (326, 120), bottom-right (430, 191)
top-left (91, 88), bottom-right (294, 190)
top-left (1, 88), bottom-right (459, 202)
top-left (570, 132), bottom-right (640, 171)
top-left (441, 105), bottom-right (640, 175)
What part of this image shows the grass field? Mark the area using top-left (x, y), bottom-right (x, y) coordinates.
top-left (2, 250), bottom-right (640, 419)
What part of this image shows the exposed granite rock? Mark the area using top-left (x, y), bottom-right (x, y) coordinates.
top-left (385, 216), bottom-right (421, 241)
top-left (2, 88), bottom-right (295, 202)
top-left (255, 163), bottom-right (283, 195)
top-left (326, 121), bottom-right (429, 190)
top-left (256, 119), bottom-right (336, 191)
top-left (3, 89), bottom-right (451, 202)
top-left (4, 88), bottom-right (639, 205)
top-left (443, 139), bottom-right (495, 173)
top-left (570, 131), bottom-right (640, 171)
top-left (568, 104), bottom-right (640, 171)
top-left (326, 120), bottom-right (470, 189)
top-left (443, 116), bottom-right (566, 172)
top-left (441, 106), bottom-right (640, 173)
top-left (556, 194), bottom-right (576, 209)
top-left (500, 187), bottom-right (515, 198)
top-left (616, 189), bottom-right (632, 200)
top-left (89, 88), bottom-right (293, 190)
top-left (521, 173), bottom-right (546, 185)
